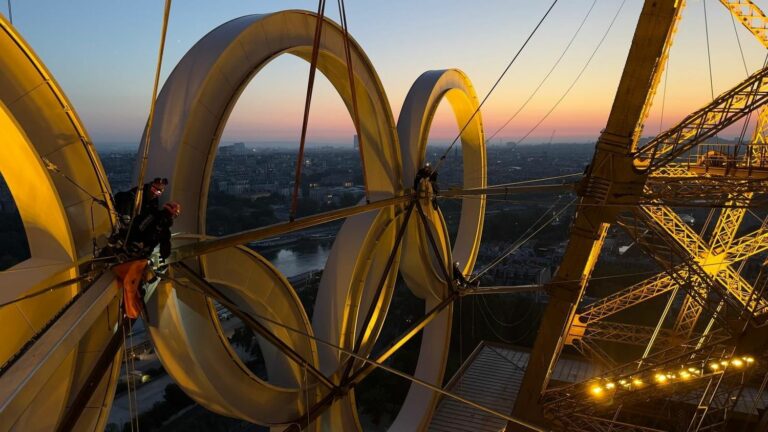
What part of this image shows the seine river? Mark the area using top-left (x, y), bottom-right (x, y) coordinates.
top-left (258, 242), bottom-right (332, 277)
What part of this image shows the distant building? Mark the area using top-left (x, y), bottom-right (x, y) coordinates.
top-left (219, 142), bottom-right (248, 155)
top-left (353, 134), bottom-right (359, 150)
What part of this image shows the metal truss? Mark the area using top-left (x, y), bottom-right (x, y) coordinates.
top-left (556, 413), bottom-right (666, 432)
top-left (639, 205), bottom-right (768, 315)
top-left (578, 272), bottom-right (680, 324)
top-left (725, 224), bottom-right (768, 263)
top-left (750, 107), bottom-right (768, 166)
top-left (573, 338), bottom-right (619, 370)
top-left (614, 212), bottom-right (734, 327)
top-left (634, 66), bottom-right (768, 170)
top-left (709, 198), bottom-right (750, 254)
top-left (568, 197), bottom-right (768, 367)
top-left (685, 360), bottom-right (748, 432)
top-left (643, 177), bottom-right (765, 208)
top-left (650, 164), bottom-right (703, 179)
top-left (542, 335), bottom-right (739, 425)
top-left (579, 321), bottom-right (684, 348)
top-left (522, 3), bottom-right (768, 431)
top-left (719, 0), bottom-right (768, 49)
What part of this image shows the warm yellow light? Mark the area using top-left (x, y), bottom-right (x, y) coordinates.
top-left (721, 360), bottom-right (729, 366)
top-left (605, 382), bottom-right (615, 389)
top-left (709, 363), bottom-right (720, 370)
top-left (680, 371), bottom-right (691, 379)
top-left (590, 385), bottom-right (604, 396)
top-left (732, 359), bottom-right (744, 367)
top-left (687, 367), bottom-right (697, 372)
top-left (632, 378), bottom-right (643, 386)
top-left (619, 379), bottom-right (627, 385)
top-left (745, 356), bottom-right (755, 364)
top-left (655, 373), bottom-right (667, 383)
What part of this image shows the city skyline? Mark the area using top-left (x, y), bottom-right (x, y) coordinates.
top-left (5, 0), bottom-right (768, 149)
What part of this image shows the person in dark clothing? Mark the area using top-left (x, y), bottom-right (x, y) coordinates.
top-left (114, 177), bottom-right (168, 222)
top-left (414, 163), bottom-right (440, 209)
top-left (127, 201), bottom-right (181, 260)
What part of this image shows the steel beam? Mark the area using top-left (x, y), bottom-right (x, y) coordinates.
top-left (634, 66), bottom-right (768, 169)
top-left (0, 273), bottom-right (118, 431)
top-left (508, 2), bottom-right (685, 428)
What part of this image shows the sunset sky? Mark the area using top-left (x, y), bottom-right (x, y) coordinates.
top-left (5, 0), bottom-right (768, 148)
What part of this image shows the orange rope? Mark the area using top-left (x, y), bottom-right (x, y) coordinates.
top-left (290, 0), bottom-right (326, 221)
top-left (338, 0), bottom-right (370, 202)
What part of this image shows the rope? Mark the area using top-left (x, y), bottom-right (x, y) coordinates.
top-left (476, 300), bottom-right (518, 345)
top-left (471, 197), bottom-right (576, 282)
top-left (127, 0), bottom-right (172, 240)
top-left (303, 360), bottom-right (310, 428)
top-left (486, 0), bottom-right (598, 143)
top-left (432, 0), bottom-right (559, 173)
top-left (121, 320), bottom-right (137, 432)
top-left (337, 0), bottom-right (370, 203)
top-left (514, 0), bottom-right (626, 145)
top-left (290, 0), bottom-right (327, 222)
top-left (127, 319), bottom-right (140, 432)
top-left (459, 295), bottom-right (464, 366)
top-left (729, 7), bottom-right (750, 77)
top-left (703, 0), bottom-right (716, 103)
top-left (702, 0), bottom-right (723, 154)
top-left (472, 172), bottom-right (582, 190)
top-left (476, 297), bottom-right (543, 345)
top-left (176, 281), bottom-right (545, 432)
top-left (479, 294), bottom-right (534, 327)
top-left (42, 157), bottom-right (111, 209)
top-left (6, 0), bottom-right (11, 24)
top-left (0, 270), bottom-right (102, 308)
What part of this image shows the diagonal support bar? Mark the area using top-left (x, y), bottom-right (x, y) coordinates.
top-left (173, 262), bottom-right (336, 390)
top-left (720, 0), bottom-right (768, 48)
top-left (635, 66), bottom-right (768, 169)
top-left (578, 272), bottom-right (679, 323)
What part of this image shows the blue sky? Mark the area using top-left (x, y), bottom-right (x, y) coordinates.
top-left (4, 1), bottom-right (767, 148)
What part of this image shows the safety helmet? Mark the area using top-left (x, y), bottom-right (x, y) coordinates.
top-left (163, 201), bottom-right (181, 218)
top-left (150, 178), bottom-right (167, 197)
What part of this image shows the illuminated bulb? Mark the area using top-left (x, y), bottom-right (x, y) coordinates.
top-left (688, 367), bottom-right (697, 373)
top-left (632, 378), bottom-right (643, 386)
top-left (721, 360), bottom-right (729, 366)
top-left (605, 382), bottom-right (615, 389)
top-left (618, 379), bottom-right (627, 385)
top-left (590, 385), bottom-right (603, 396)
top-left (732, 359), bottom-right (744, 367)
top-left (709, 363), bottom-right (720, 370)
top-left (745, 356), bottom-right (755, 364)
top-left (655, 373), bottom-right (667, 383)
top-left (680, 371), bottom-right (691, 379)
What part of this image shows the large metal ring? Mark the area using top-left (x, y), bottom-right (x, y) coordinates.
top-left (140, 10), bottom-right (403, 428)
top-left (0, 15), bottom-right (119, 432)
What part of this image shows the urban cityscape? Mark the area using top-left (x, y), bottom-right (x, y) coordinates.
top-left (1, 139), bottom-right (591, 430)
top-left (6, 1), bottom-right (768, 431)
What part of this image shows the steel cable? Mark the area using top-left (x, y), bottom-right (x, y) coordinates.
top-left (486, 0), bottom-right (598, 143)
top-left (432, 0), bottom-right (559, 173)
top-left (514, 0), bottom-right (627, 145)
top-left (127, 0), bottom-right (172, 243)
